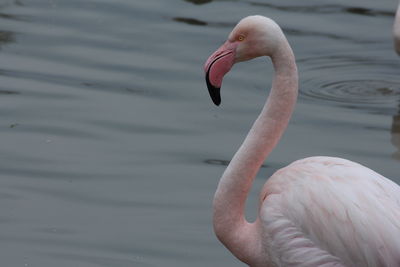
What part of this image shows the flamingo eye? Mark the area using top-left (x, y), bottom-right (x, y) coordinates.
top-left (238, 35), bottom-right (245, 41)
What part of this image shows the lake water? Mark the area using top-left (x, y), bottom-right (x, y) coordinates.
top-left (0, 0), bottom-right (398, 266)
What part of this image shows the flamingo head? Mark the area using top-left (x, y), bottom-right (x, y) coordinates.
top-left (204, 15), bottom-right (283, 105)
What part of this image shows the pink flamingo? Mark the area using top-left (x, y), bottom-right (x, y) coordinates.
top-left (204, 15), bottom-right (400, 266)
top-left (394, 3), bottom-right (400, 54)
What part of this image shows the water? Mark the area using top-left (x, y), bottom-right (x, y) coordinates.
top-left (0, 0), bottom-right (398, 266)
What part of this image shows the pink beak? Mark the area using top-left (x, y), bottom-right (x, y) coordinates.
top-left (204, 41), bottom-right (238, 106)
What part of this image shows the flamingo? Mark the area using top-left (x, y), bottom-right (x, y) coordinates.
top-left (395, 3), bottom-right (400, 55)
top-left (204, 15), bottom-right (400, 266)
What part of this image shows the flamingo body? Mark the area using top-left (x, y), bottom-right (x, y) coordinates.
top-left (261, 156), bottom-right (400, 266)
top-left (204, 16), bottom-right (400, 266)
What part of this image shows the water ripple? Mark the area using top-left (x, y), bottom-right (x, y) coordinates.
top-left (204, 159), bottom-right (268, 168)
top-left (0, 89), bottom-right (19, 95)
top-left (283, 27), bottom-right (377, 44)
top-left (300, 55), bottom-right (400, 115)
top-left (302, 79), bottom-right (400, 106)
top-left (47, 252), bottom-right (152, 267)
top-left (184, 0), bottom-right (213, 5)
top-left (173, 17), bottom-right (207, 26)
top-left (249, 3), bottom-right (394, 17)
top-left (0, 31), bottom-right (14, 45)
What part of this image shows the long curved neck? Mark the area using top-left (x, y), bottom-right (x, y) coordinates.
top-left (213, 38), bottom-right (298, 262)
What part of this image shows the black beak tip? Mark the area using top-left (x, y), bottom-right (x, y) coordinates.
top-left (205, 72), bottom-right (221, 106)
top-left (209, 87), bottom-right (221, 106)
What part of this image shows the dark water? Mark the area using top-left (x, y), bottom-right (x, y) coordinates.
top-left (0, 0), bottom-right (398, 266)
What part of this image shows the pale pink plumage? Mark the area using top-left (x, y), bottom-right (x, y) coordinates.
top-left (262, 157), bottom-right (400, 266)
top-left (394, 3), bottom-right (400, 55)
top-left (204, 16), bottom-right (400, 266)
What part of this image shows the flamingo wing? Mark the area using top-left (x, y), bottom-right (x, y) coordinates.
top-left (260, 156), bottom-right (400, 267)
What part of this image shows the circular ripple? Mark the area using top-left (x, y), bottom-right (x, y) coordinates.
top-left (302, 79), bottom-right (400, 104)
top-left (300, 55), bottom-right (400, 115)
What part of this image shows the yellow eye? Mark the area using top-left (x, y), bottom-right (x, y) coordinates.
top-left (238, 35), bottom-right (245, 41)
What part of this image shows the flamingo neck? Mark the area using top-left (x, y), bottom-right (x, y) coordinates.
top-left (212, 38), bottom-right (298, 262)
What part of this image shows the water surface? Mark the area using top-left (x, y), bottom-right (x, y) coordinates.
top-left (0, 0), bottom-right (398, 266)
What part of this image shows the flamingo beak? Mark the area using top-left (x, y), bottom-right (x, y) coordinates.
top-left (204, 41), bottom-right (237, 106)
